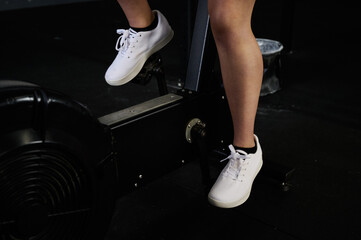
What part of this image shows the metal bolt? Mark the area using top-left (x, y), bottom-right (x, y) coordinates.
top-left (139, 175), bottom-right (143, 179)
top-left (134, 183), bottom-right (138, 187)
top-left (181, 160), bottom-right (185, 164)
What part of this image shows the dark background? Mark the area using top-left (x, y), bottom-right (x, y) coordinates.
top-left (1, 1), bottom-right (361, 239)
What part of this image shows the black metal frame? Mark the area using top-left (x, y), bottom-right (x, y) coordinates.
top-left (96, 0), bottom-right (223, 194)
top-left (184, 0), bottom-right (210, 92)
top-left (0, 0), bottom-right (100, 11)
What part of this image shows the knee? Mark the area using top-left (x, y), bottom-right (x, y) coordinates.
top-left (209, 10), bottom-right (253, 45)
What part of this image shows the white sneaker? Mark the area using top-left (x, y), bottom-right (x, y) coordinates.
top-left (208, 135), bottom-right (263, 208)
top-left (105, 10), bottom-right (174, 86)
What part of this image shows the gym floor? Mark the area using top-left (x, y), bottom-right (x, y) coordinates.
top-left (1, 1), bottom-right (361, 239)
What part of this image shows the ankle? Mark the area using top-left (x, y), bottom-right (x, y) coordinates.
top-left (233, 136), bottom-right (256, 154)
top-left (233, 139), bottom-right (255, 148)
top-left (130, 12), bottom-right (158, 32)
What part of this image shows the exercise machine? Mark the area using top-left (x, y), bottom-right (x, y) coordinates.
top-left (0, 0), bottom-right (295, 239)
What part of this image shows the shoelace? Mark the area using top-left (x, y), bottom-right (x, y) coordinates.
top-left (115, 29), bottom-right (139, 54)
top-left (220, 145), bottom-right (250, 180)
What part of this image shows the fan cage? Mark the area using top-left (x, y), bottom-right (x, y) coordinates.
top-left (0, 144), bottom-right (94, 240)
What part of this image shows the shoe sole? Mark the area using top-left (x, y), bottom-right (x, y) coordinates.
top-left (106, 30), bottom-right (174, 86)
top-left (208, 159), bottom-right (263, 208)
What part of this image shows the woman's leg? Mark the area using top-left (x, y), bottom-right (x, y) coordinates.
top-left (207, 0), bottom-right (263, 208)
top-left (117, 0), bottom-right (154, 28)
top-left (208, 0), bottom-right (263, 148)
top-left (106, 1), bottom-right (173, 86)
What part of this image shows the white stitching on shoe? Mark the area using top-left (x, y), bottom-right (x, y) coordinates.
top-left (115, 29), bottom-right (139, 56)
top-left (220, 145), bottom-right (250, 180)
